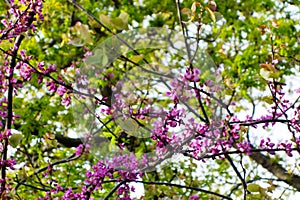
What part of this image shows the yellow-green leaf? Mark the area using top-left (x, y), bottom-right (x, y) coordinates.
top-left (9, 133), bottom-right (23, 148)
top-left (99, 12), bottom-right (129, 30)
top-left (118, 12), bottom-right (129, 28)
top-left (99, 14), bottom-right (112, 28)
top-left (117, 118), bottom-right (139, 136)
top-left (247, 183), bottom-right (261, 193)
top-left (130, 55), bottom-right (144, 63)
top-left (86, 48), bottom-right (108, 66)
top-left (205, 7), bottom-right (216, 23)
top-left (110, 18), bottom-right (127, 30)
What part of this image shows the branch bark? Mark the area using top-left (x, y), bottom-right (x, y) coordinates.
top-left (1, 34), bottom-right (25, 195)
top-left (250, 150), bottom-right (300, 191)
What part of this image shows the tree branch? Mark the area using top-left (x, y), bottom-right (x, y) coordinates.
top-left (103, 180), bottom-right (126, 200)
top-left (1, 33), bottom-right (25, 195)
top-left (250, 149), bottom-right (300, 191)
top-left (224, 154), bottom-right (248, 199)
top-left (136, 180), bottom-right (233, 199)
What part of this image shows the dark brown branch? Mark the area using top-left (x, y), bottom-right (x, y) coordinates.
top-left (54, 134), bottom-right (83, 147)
top-left (1, 33), bottom-right (25, 195)
top-left (230, 119), bottom-right (299, 126)
top-left (175, 0), bottom-right (192, 63)
top-left (101, 179), bottom-right (233, 199)
top-left (17, 183), bottom-right (50, 192)
top-left (103, 180), bottom-right (126, 200)
top-left (224, 154), bottom-right (248, 199)
top-left (55, 134), bottom-right (107, 148)
top-left (183, 147), bottom-right (300, 160)
top-left (135, 180), bottom-right (233, 199)
top-left (250, 148), bottom-right (300, 191)
top-left (112, 0), bottom-right (120, 9)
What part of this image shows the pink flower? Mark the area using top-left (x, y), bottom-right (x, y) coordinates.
top-left (75, 144), bottom-right (84, 156)
top-left (57, 85), bottom-right (67, 96)
top-left (183, 68), bottom-right (201, 82)
top-left (20, 62), bottom-right (34, 81)
top-left (46, 81), bottom-right (58, 92)
top-left (237, 141), bottom-right (252, 155)
top-left (189, 194), bottom-right (199, 200)
top-left (62, 95), bottom-right (71, 107)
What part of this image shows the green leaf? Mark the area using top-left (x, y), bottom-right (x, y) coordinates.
top-left (110, 18), bottom-right (127, 30)
top-left (261, 96), bottom-right (273, 104)
top-left (85, 48), bottom-right (108, 66)
top-left (247, 183), bottom-right (261, 193)
top-left (130, 55), bottom-right (144, 63)
top-left (99, 14), bottom-right (112, 28)
top-left (205, 7), bottom-right (216, 23)
top-left (99, 12), bottom-right (129, 30)
top-left (118, 12), bottom-right (129, 29)
top-left (117, 118), bottom-right (139, 136)
top-left (9, 133), bottom-right (23, 148)
top-left (241, 89), bottom-right (252, 101)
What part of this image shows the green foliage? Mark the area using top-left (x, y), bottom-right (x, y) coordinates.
top-left (1, 0), bottom-right (299, 199)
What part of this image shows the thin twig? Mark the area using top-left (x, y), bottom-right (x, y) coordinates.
top-left (224, 154), bottom-right (248, 199)
top-left (104, 180), bottom-right (126, 200)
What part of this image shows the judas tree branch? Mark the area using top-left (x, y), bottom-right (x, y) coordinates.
top-left (135, 180), bottom-right (233, 199)
top-left (103, 180), bottom-right (126, 200)
top-left (1, 8), bottom-right (35, 195)
top-left (55, 134), bottom-right (107, 148)
top-left (183, 147), bottom-right (300, 159)
top-left (183, 147), bottom-right (300, 191)
top-left (1, 34), bottom-right (25, 195)
top-left (102, 179), bottom-right (233, 199)
top-left (224, 153), bottom-right (248, 199)
top-left (54, 134), bottom-right (82, 147)
top-left (230, 119), bottom-right (300, 126)
top-left (250, 149), bottom-right (300, 191)
top-left (13, 122), bottom-right (107, 148)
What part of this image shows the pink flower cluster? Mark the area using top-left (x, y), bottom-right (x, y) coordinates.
top-left (183, 68), bottom-right (200, 82)
top-left (45, 75), bottom-right (71, 107)
top-left (260, 138), bottom-right (275, 154)
top-left (0, 158), bottom-right (16, 170)
top-left (0, 0), bottom-right (43, 40)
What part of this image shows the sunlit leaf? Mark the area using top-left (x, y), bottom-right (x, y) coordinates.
top-left (99, 12), bottom-right (129, 30)
top-left (247, 183), bottom-right (261, 193)
top-left (130, 55), bottom-right (144, 63)
top-left (99, 14), bottom-right (112, 28)
top-left (191, 2), bottom-right (197, 13)
top-left (9, 134), bottom-right (23, 148)
top-left (117, 118), bottom-right (139, 136)
top-left (85, 48), bottom-right (108, 66)
top-left (205, 7), bottom-right (216, 23)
